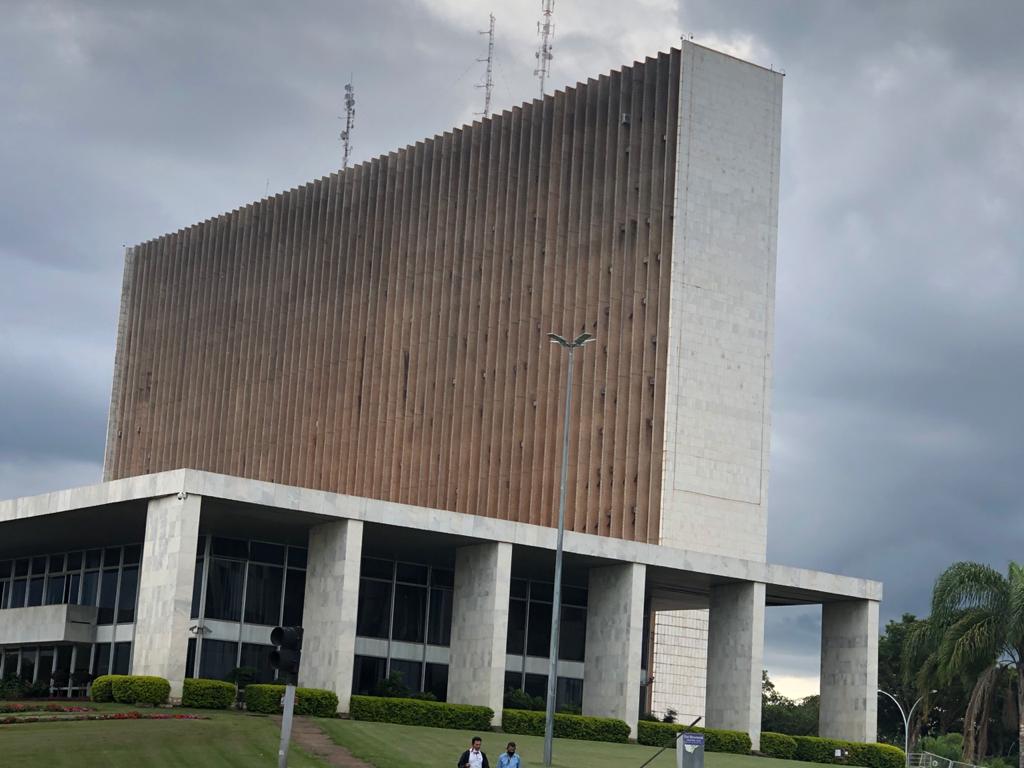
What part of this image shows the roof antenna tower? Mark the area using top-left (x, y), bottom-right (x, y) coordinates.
top-left (534, 0), bottom-right (554, 97)
top-left (340, 78), bottom-right (356, 170)
top-left (476, 13), bottom-right (496, 116)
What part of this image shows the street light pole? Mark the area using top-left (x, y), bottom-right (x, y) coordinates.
top-left (878, 689), bottom-right (935, 766)
top-left (544, 331), bottom-right (595, 767)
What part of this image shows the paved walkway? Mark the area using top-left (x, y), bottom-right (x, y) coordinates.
top-left (273, 715), bottom-right (373, 768)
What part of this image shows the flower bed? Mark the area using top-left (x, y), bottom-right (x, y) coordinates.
top-left (0, 711), bottom-right (207, 725)
top-left (0, 703), bottom-right (94, 714)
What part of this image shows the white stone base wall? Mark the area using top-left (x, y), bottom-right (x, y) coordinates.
top-left (650, 609), bottom-right (708, 724)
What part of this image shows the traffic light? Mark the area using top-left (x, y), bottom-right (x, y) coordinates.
top-left (270, 626), bottom-right (303, 685)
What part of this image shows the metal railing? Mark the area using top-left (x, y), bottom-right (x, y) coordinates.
top-left (909, 752), bottom-right (983, 768)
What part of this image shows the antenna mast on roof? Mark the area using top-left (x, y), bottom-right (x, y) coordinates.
top-left (476, 13), bottom-right (496, 116)
top-left (340, 78), bottom-right (356, 170)
top-left (534, 0), bottom-right (554, 97)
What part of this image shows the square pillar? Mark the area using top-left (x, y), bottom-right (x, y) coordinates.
top-left (448, 541), bottom-right (512, 724)
top-left (583, 562), bottom-right (646, 737)
top-left (300, 519), bottom-right (363, 713)
top-left (706, 581), bottom-right (765, 750)
top-left (820, 600), bottom-right (879, 743)
top-left (131, 492), bottom-right (202, 700)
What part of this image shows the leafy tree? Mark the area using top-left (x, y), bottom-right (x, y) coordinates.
top-left (911, 562), bottom-right (1023, 768)
top-left (761, 669), bottom-right (819, 736)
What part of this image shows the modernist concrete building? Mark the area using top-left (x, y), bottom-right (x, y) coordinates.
top-left (0, 43), bottom-right (880, 746)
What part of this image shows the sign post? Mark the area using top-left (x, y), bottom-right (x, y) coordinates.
top-left (269, 626), bottom-right (303, 768)
top-left (677, 732), bottom-right (705, 768)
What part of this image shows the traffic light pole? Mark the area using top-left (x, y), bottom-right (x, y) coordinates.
top-left (277, 682), bottom-right (297, 768)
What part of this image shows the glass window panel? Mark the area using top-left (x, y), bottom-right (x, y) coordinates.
top-left (504, 670), bottom-right (523, 695)
top-left (0, 581), bottom-right (6, 610)
top-left (356, 579), bottom-right (392, 639)
top-left (204, 559), bottom-right (245, 622)
top-left (244, 564), bottom-right (283, 626)
top-left (186, 638), bottom-right (196, 679)
top-left (526, 600), bottom-right (552, 657)
top-left (11, 579), bottom-right (27, 608)
top-left (506, 599), bottom-right (527, 656)
top-left (431, 568), bottom-right (454, 589)
top-left (287, 547), bottom-right (307, 569)
top-left (558, 605), bottom-right (587, 662)
top-left (112, 642), bottom-right (131, 675)
top-left (117, 566), bottom-right (139, 623)
top-left (191, 560), bottom-right (205, 619)
top-left (509, 579), bottom-right (528, 599)
top-left (31, 556), bottom-right (47, 575)
top-left (66, 573), bottom-right (81, 604)
top-left (45, 574), bottom-right (66, 605)
top-left (530, 582), bottom-right (553, 602)
top-left (211, 537), bottom-right (248, 560)
top-left (352, 655), bottom-right (386, 696)
top-left (27, 577), bottom-right (44, 607)
top-left (282, 569), bottom-right (305, 626)
top-left (389, 659), bottom-right (422, 691)
top-left (73, 644), bottom-right (91, 672)
top-left (66, 552), bottom-right (82, 571)
top-left (523, 673), bottom-right (547, 702)
top-left (20, 651), bottom-right (36, 682)
top-left (48, 554), bottom-right (65, 573)
top-left (85, 550), bottom-right (102, 569)
top-left (38, 648), bottom-right (55, 685)
top-left (103, 548), bottom-right (121, 568)
top-left (391, 583), bottom-right (426, 643)
top-left (240, 643), bottom-right (276, 684)
top-left (562, 586), bottom-right (588, 607)
top-left (14, 559), bottom-right (29, 577)
top-left (98, 569), bottom-right (118, 624)
top-left (360, 557), bottom-right (392, 580)
top-left (557, 677), bottom-right (583, 712)
top-left (424, 663), bottom-right (449, 702)
top-left (250, 542), bottom-right (285, 565)
top-left (396, 563), bottom-right (428, 584)
top-left (123, 545), bottom-right (141, 566)
top-left (427, 588), bottom-right (453, 646)
top-left (0, 560), bottom-right (10, 578)
top-left (93, 643), bottom-right (111, 676)
top-left (199, 639), bottom-right (238, 682)
top-left (80, 571), bottom-right (99, 607)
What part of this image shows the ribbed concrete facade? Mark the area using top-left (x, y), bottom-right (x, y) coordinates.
top-left (105, 51), bottom-right (682, 544)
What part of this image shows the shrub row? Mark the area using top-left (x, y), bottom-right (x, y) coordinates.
top-left (245, 685), bottom-right (339, 718)
top-left (182, 678), bottom-right (236, 710)
top-left (637, 722), bottom-right (752, 754)
top-left (502, 709), bottom-right (631, 744)
top-left (787, 735), bottom-right (904, 768)
top-left (350, 696), bottom-right (493, 730)
top-left (760, 732), bottom-right (798, 759)
top-left (92, 675), bottom-right (170, 706)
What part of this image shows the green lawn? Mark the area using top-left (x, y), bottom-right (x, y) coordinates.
top-left (318, 719), bottom-right (815, 768)
top-left (0, 701), bottom-right (326, 767)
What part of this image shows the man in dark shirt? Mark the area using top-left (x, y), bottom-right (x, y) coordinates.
top-left (458, 736), bottom-right (490, 768)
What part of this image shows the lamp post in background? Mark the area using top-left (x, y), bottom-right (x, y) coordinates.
top-left (878, 688), bottom-right (936, 766)
top-left (543, 331), bottom-right (595, 767)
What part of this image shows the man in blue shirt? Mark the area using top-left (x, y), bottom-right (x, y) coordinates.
top-left (497, 741), bottom-right (521, 768)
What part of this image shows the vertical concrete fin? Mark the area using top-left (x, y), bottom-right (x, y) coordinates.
top-left (820, 600), bottom-right (879, 743)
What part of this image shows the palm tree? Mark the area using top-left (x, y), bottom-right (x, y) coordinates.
top-left (915, 562), bottom-right (1023, 768)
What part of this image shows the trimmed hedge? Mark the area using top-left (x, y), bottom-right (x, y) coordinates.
top-left (637, 722), bottom-right (752, 754)
top-left (182, 678), bottom-right (236, 710)
top-left (245, 685), bottom-right (339, 718)
top-left (350, 696), bottom-right (493, 730)
top-left (111, 675), bottom-right (170, 706)
top-left (502, 709), bottom-right (630, 744)
top-left (792, 736), bottom-right (904, 768)
top-left (761, 732), bottom-right (798, 759)
top-left (90, 674), bottom-right (124, 703)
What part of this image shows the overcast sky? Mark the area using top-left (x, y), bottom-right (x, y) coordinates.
top-left (2, 0), bottom-right (1022, 698)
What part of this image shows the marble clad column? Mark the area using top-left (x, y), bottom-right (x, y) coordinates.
top-left (706, 581), bottom-right (766, 750)
top-left (582, 562), bottom-right (646, 737)
top-left (819, 600), bottom-right (879, 743)
top-left (447, 541), bottom-right (512, 725)
top-left (300, 519), bottom-right (363, 713)
top-left (131, 493), bottom-right (202, 700)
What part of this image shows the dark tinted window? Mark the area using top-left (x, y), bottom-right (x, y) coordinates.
top-left (93, 643), bottom-right (111, 676)
top-left (240, 643), bottom-right (277, 683)
top-left (389, 659), bottom-right (422, 691)
top-left (27, 577), bottom-right (44, 607)
top-left (123, 545), bottom-right (142, 566)
top-left (98, 569), bottom-right (118, 623)
top-left (199, 639), bottom-right (238, 682)
top-left (118, 566), bottom-right (138, 623)
top-left (427, 588), bottom-right (453, 646)
top-left (352, 655), bottom-right (386, 695)
top-left (11, 579), bottom-right (27, 608)
top-left (391, 584), bottom-right (426, 643)
top-left (45, 574), bottom-right (66, 605)
top-left (559, 605), bottom-right (587, 662)
top-left (49, 554), bottom-right (65, 572)
top-left (31, 556), bottom-right (47, 575)
top-left (250, 542), bottom-right (285, 565)
top-left (66, 552), bottom-right (82, 571)
top-left (112, 642), bottom-right (131, 675)
top-left (244, 564), bottom-right (283, 626)
top-left (282, 569), bottom-right (305, 626)
top-left (85, 550), bottom-right (102, 569)
top-left (14, 559), bottom-right (29, 577)
top-left (506, 599), bottom-right (527, 656)
top-left (526, 600), bottom-right (552, 657)
top-left (204, 559), bottom-right (245, 622)
top-left (396, 563), bottom-right (427, 584)
top-left (80, 571), bottom-right (99, 607)
top-left (356, 579), bottom-right (391, 638)
top-left (287, 547), bottom-right (307, 569)
top-left (211, 537), bottom-right (248, 560)
top-left (424, 663), bottom-right (449, 702)
top-left (361, 558), bottom-right (392, 580)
